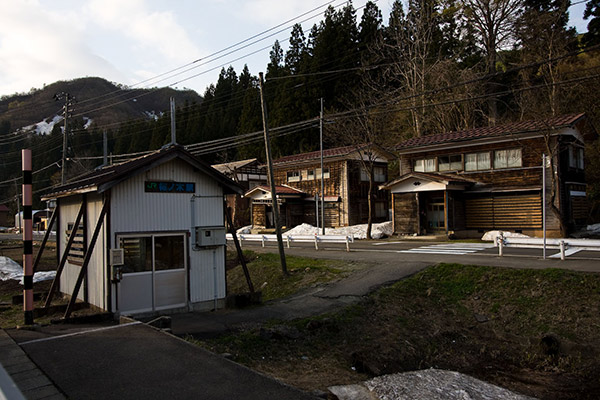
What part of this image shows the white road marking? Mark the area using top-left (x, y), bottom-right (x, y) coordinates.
top-left (19, 321), bottom-right (142, 346)
top-left (398, 243), bottom-right (494, 255)
top-left (549, 248), bottom-right (582, 259)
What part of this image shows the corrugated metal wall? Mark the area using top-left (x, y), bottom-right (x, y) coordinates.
top-left (189, 248), bottom-right (225, 303)
top-left (57, 194), bottom-right (107, 309)
top-left (111, 159), bottom-right (226, 309)
top-left (111, 159), bottom-right (223, 233)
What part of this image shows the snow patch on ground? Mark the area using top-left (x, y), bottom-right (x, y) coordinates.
top-left (587, 223), bottom-right (600, 235)
top-left (481, 230), bottom-right (530, 241)
top-left (236, 226), bottom-right (253, 234)
top-left (284, 222), bottom-right (393, 240)
top-left (0, 256), bottom-right (56, 283)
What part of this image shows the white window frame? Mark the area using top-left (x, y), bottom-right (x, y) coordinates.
top-left (414, 158), bottom-right (436, 172)
top-left (465, 152), bottom-right (491, 171)
top-left (438, 155), bottom-right (462, 172)
top-left (287, 171), bottom-right (301, 182)
top-left (494, 148), bottom-right (522, 169)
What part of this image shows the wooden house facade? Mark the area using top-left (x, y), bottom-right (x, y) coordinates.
top-left (212, 159), bottom-right (267, 227)
top-left (246, 144), bottom-right (392, 229)
top-left (382, 114), bottom-right (595, 238)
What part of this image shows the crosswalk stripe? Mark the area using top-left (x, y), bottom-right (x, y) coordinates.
top-left (398, 242), bottom-right (494, 255)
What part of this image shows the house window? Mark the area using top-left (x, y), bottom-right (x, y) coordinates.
top-left (287, 171), bottom-right (300, 182)
top-left (306, 169), bottom-right (315, 180)
top-left (374, 166), bottom-right (386, 182)
top-left (494, 149), bottom-right (522, 169)
top-left (569, 146), bottom-right (584, 170)
top-left (315, 167), bottom-right (330, 179)
top-left (360, 168), bottom-right (369, 181)
top-left (465, 152), bottom-right (491, 171)
top-left (375, 202), bottom-right (387, 218)
top-left (438, 155), bottom-right (462, 172)
top-left (414, 158), bottom-right (436, 172)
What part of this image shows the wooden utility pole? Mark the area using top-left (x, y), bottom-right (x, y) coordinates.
top-left (258, 72), bottom-right (288, 276)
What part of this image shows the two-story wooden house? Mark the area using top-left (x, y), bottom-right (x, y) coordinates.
top-left (245, 144), bottom-right (393, 229)
top-left (381, 114), bottom-right (595, 238)
top-left (212, 158), bottom-right (267, 227)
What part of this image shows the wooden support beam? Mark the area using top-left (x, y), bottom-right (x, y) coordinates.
top-left (44, 201), bottom-right (86, 309)
top-left (32, 208), bottom-right (58, 273)
top-left (64, 198), bottom-right (109, 319)
top-left (225, 204), bottom-right (254, 293)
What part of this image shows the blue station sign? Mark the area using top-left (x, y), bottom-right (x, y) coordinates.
top-left (145, 181), bottom-right (195, 193)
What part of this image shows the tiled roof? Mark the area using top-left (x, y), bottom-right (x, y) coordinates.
top-left (396, 113), bottom-right (585, 150)
top-left (272, 144), bottom-right (364, 165)
top-left (43, 145), bottom-right (243, 198)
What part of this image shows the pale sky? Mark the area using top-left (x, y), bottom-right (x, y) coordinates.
top-left (0, 0), bottom-right (589, 98)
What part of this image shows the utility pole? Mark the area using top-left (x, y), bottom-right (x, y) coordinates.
top-left (103, 129), bottom-right (108, 166)
top-left (320, 98), bottom-right (325, 235)
top-left (54, 92), bottom-right (74, 184)
top-left (258, 72), bottom-right (288, 276)
top-left (170, 97), bottom-right (176, 145)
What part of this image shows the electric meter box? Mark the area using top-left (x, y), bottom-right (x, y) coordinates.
top-left (195, 226), bottom-right (226, 247)
top-left (110, 249), bottom-right (125, 266)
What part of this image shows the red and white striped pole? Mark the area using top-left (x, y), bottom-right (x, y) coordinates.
top-left (22, 149), bottom-right (34, 325)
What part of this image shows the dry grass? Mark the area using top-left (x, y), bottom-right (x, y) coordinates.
top-left (196, 264), bottom-right (600, 400)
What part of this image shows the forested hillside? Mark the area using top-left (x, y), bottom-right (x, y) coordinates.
top-left (1, 0), bottom-right (599, 217)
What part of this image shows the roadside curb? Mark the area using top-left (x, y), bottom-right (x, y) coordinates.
top-left (0, 329), bottom-right (65, 400)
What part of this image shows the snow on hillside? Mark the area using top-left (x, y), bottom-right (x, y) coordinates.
top-left (21, 115), bottom-right (63, 135)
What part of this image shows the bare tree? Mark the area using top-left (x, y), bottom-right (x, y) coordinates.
top-left (384, 0), bottom-right (441, 137)
top-left (462, 0), bottom-right (522, 125)
top-left (328, 78), bottom-right (394, 239)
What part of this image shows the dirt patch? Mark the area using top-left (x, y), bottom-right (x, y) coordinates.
top-left (196, 264), bottom-right (600, 400)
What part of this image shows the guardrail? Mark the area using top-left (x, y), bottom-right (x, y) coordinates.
top-left (495, 234), bottom-right (600, 260)
top-left (226, 233), bottom-right (354, 252)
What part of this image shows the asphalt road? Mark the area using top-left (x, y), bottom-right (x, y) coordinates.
top-left (235, 238), bottom-right (600, 273)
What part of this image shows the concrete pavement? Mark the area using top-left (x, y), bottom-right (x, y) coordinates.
top-left (6, 322), bottom-right (317, 400)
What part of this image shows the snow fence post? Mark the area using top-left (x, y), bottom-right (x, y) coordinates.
top-left (498, 233), bottom-right (504, 257)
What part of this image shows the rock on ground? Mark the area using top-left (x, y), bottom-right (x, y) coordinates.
top-left (329, 369), bottom-right (536, 400)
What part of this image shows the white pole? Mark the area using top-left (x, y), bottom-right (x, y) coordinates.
top-left (320, 98), bottom-right (325, 235)
top-left (542, 154), bottom-right (546, 260)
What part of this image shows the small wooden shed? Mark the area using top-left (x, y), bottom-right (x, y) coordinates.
top-left (42, 145), bottom-right (243, 316)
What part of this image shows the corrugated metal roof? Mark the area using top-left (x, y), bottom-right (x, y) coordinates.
top-left (42, 145), bottom-right (244, 199)
top-left (254, 185), bottom-right (306, 195)
top-left (211, 158), bottom-right (259, 174)
top-left (395, 113), bottom-right (586, 150)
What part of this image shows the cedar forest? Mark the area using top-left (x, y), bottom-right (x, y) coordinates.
top-left (1, 0), bottom-right (600, 216)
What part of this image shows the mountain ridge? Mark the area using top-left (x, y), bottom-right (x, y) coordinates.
top-left (0, 77), bottom-right (203, 134)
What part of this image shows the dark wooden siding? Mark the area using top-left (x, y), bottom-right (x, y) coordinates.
top-left (465, 193), bottom-right (542, 229)
top-left (393, 193), bottom-right (418, 233)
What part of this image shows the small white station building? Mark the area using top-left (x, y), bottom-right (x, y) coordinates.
top-left (42, 145), bottom-right (243, 316)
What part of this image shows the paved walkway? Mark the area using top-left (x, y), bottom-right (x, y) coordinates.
top-left (6, 322), bottom-right (317, 400)
top-left (0, 329), bottom-right (65, 400)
